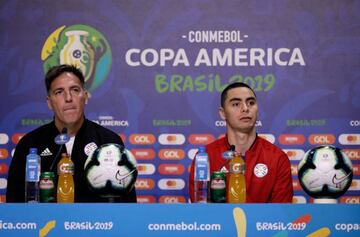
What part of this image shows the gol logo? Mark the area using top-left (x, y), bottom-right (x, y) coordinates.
top-left (159, 196), bottom-right (186, 203)
top-left (0, 149), bottom-right (9, 159)
top-left (308, 134), bottom-right (335, 145)
top-left (343, 149), bottom-right (360, 160)
top-left (158, 178), bottom-right (185, 190)
top-left (129, 134), bottom-right (156, 145)
top-left (278, 134), bottom-right (305, 145)
top-left (340, 196), bottom-right (360, 204)
top-left (135, 178), bottom-right (155, 190)
top-left (158, 134), bottom-right (185, 145)
top-left (159, 149), bottom-right (185, 160)
top-left (0, 164), bottom-right (8, 175)
top-left (131, 149), bottom-right (155, 160)
top-left (12, 133), bottom-right (25, 144)
top-left (188, 134), bottom-right (215, 145)
top-left (137, 195), bottom-right (156, 203)
top-left (158, 164), bottom-right (185, 175)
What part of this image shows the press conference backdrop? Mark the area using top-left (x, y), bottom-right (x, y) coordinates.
top-left (0, 1), bottom-right (359, 204)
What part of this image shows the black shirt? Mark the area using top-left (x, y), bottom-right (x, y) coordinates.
top-left (6, 118), bottom-right (137, 203)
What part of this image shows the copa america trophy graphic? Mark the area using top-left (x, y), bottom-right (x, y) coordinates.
top-left (41, 24), bottom-right (112, 92)
top-left (298, 146), bottom-right (353, 203)
top-left (60, 30), bottom-right (95, 83)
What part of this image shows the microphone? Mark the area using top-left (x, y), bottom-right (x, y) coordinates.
top-left (50, 128), bottom-right (69, 172)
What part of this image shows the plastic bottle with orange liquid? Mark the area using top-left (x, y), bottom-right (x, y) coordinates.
top-left (57, 153), bottom-right (74, 203)
top-left (227, 151), bottom-right (246, 203)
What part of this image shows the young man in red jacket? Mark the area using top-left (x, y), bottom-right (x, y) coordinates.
top-left (189, 82), bottom-right (293, 203)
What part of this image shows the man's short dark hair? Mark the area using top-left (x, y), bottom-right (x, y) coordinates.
top-left (220, 82), bottom-right (256, 107)
top-left (45, 64), bottom-right (85, 94)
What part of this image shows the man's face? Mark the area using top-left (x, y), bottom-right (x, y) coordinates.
top-left (219, 87), bottom-right (258, 133)
top-left (46, 72), bottom-right (88, 128)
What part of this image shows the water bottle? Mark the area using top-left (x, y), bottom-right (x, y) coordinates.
top-left (57, 153), bottom-right (75, 203)
top-left (25, 148), bottom-right (41, 203)
top-left (194, 147), bottom-right (210, 203)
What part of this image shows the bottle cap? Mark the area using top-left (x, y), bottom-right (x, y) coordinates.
top-left (29, 148), bottom-right (38, 154)
top-left (198, 146), bottom-right (206, 153)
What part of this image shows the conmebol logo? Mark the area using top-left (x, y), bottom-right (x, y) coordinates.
top-left (158, 134), bottom-right (185, 145)
top-left (158, 178), bottom-right (185, 190)
top-left (339, 134), bottom-right (360, 145)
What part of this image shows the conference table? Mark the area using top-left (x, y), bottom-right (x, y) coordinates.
top-left (0, 204), bottom-right (359, 236)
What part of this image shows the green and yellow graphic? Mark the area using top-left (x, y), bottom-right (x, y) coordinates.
top-left (41, 24), bottom-right (112, 92)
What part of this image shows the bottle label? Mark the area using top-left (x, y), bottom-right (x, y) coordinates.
top-left (26, 155), bottom-right (40, 182)
top-left (230, 163), bottom-right (245, 174)
top-left (194, 153), bottom-right (209, 181)
top-left (58, 163), bottom-right (74, 174)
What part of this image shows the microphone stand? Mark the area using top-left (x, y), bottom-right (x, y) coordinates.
top-left (50, 128), bottom-right (68, 172)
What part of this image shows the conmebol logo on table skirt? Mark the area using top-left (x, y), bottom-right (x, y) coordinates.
top-left (41, 24), bottom-right (112, 93)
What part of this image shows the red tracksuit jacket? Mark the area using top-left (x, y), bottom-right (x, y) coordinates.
top-left (189, 135), bottom-right (293, 203)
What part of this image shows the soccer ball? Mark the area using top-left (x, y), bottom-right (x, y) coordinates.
top-left (298, 145), bottom-right (353, 199)
top-left (84, 143), bottom-right (138, 197)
